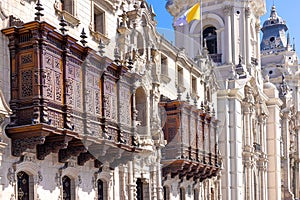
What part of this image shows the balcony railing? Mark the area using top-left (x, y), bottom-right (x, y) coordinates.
top-left (159, 100), bottom-right (221, 181)
top-left (209, 54), bottom-right (222, 63)
top-left (2, 20), bottom-right (144, 168)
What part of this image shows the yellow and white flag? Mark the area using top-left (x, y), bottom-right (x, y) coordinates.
top-left (174, 2), bottom-right (200, 26)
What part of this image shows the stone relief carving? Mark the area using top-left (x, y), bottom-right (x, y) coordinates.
top-left (7, 167), bottom-right (16, 185)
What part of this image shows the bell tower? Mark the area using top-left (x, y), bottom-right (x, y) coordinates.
top-left (166, 0), bottom-right (266, 71)
top-left (166, 1), bottom-right (268, 200)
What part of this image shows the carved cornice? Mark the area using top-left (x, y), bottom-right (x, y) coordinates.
top-left (12, 136), bottom-right (46, 157)
top-left (37, 136), bottom-right (73, 160)
top-left (59, 145), bottom-right (87, 163)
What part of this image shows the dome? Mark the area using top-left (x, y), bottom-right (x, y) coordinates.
top-left (262, 6), bottom-right (287, 32)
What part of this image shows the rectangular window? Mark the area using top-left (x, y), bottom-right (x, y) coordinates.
top-left (192, 76), bottom-right (197, 94)
top-left (177, 67), bottom-right (183, 86)
top-left (62, 0), bottom-right (74, 15)
top-left (94, 7), bottom-right (105, 34)
top-left (161, 55), bottom-right (168, 75)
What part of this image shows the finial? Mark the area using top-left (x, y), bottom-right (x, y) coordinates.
top-left (98, 39), bottom-right (105, 56)
top-left (287, 32), bottom-right (290, 49)
top-left (80, 28), bottom-right (87, 46)
top-left (114, 47), bottom-right (120, 64)
top-left (34, 0), bottom-right (44, 21)
top-left (202, 39), bottom-right (209, 57)
top-left (194, 97), bottom-right (198, 106)
top-left (212, 107), bottom-right (216, 117)
top-left (200, 101), bottom-right (204, 111)
top-left (186, 92), bottom-right (190, 103)
top-left (140, 0), bottom-right (146, 8)
top-left (177, 87), bottom-right (182, 100)
top-left (238, 55), bottom-right (243, 65)
top-left (59, 16), bottom-right (68, 35)
top-left (149, 5), bottom-right (156, 17)
top-left (265, 74), bottom-right (270, 82)
top-left (293, 37), bottom-right (296, 51)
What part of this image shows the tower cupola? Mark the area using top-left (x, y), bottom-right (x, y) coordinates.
top-left (261, 5), bottom-right (289, 52)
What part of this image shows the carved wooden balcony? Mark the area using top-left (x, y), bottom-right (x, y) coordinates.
top-left (160, 100), bottom-right (221, 181)
top-left (2, 20), bottom-right (144, 168)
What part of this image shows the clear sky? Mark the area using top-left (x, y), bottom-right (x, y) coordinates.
top-left (146, 0), bottom-right (300, 53)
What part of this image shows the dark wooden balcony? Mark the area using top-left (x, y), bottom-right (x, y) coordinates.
top-left (2, 20), bottom-right (143, 168)
top-left (160, 100), bottom-right (221, 181)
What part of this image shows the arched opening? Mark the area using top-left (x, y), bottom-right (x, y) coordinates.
top-left (97, 179), bottom-right (107, 200)
top-left (203, 26), bottom-right (217, 54)
top-left (194, 189), bottom-right (199, 200)
top-left (135, 87), bottom-right (147, 132)
top-left (136, 178), bottom-right (143, 200)
top-left (62, 176), bottom-right (72, 200)
top-left (180, 187), bottom-right (186, 200)
top-left (137, 33), bottom-right (144, 56)
top-left (17, 171), bottom-right (30, 200)
top-left (163, 186), bottom-right (170, 200)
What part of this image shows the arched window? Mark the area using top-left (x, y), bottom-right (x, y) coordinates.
top-left (194, 189), bottom-right (199, 200)
top-left (136, 178), bottom-right (143, 200)
top-left (17, 171), bottom-right (30, 200)
top-left (180, 187), bottom-right (186, 200)
top-left (97, 179), bottom-right (106, 200)
top-left (163, 186), bottom-right (170, 200)
top-left (62, 176), bottom-right (71, 200)
top-left (203, 27), bottom-right (217, 54)
top-left (135, 87), bottom-right (147, 130)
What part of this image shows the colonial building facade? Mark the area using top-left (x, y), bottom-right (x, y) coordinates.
top-left (0, 0), bottom-right (299, 200)
top-left (167, 0), bottom-right (300, 200)
top-left (0, 0), bottom-right (221, 200)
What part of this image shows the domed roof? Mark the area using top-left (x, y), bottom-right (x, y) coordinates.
top-left (262, 6), bottom-right (287, 31)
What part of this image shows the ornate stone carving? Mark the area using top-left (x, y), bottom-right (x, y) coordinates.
top-left (245, 7), bottom-right (251, 18)
top-left (223, 6), bottom-right (233, 16)
top-left (9, 15), bottom-right (24, 27)
top-left (7, 167), bottom-right (16, 185)
top-left (78, 152), bottom-right (94, 166)
top-left (37, 136), bottom-right (73, 160)
top-left (12, 136), bottom-right (46, 157)
top-left (59, 146), bottom-right (87, 163)
top-left (37, 171), bottom-right (43, 184)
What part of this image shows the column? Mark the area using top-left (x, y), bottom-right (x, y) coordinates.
top-left (128, 161), bottom-right (135, 200)
top-left (156, 151), bottom-right (163, 200)
top-left (281, 110), bottom-right (294, 199)
top-left (296, 127), bottom-right (300, 199)
top-left (223, 6), bottom-right (232, 64)
top-left (255, 23), bottom-right (261, 66)
top-left (266, 100), bottom-right (282, 200)
top-left (245, 7), bottom-right (251, 66)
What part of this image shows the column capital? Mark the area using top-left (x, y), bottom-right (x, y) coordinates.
top-left (245, 7), bottom-right (251, 18)
top-left (223, 6), bottom-right (233, 16)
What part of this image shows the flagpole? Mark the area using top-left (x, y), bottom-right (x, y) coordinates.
top-left (199, 0), bottom-right (203, 53)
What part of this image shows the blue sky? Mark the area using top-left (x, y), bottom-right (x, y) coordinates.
top-left (147, 0), bottom-right (300, 53)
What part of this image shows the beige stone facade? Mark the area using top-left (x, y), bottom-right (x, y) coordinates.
top-left (0, 0), bottom-right (299, 200)
top-left (167, 0), bottom-right (300, 199)
top-left (0, 0), bottom-right (220, 200)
